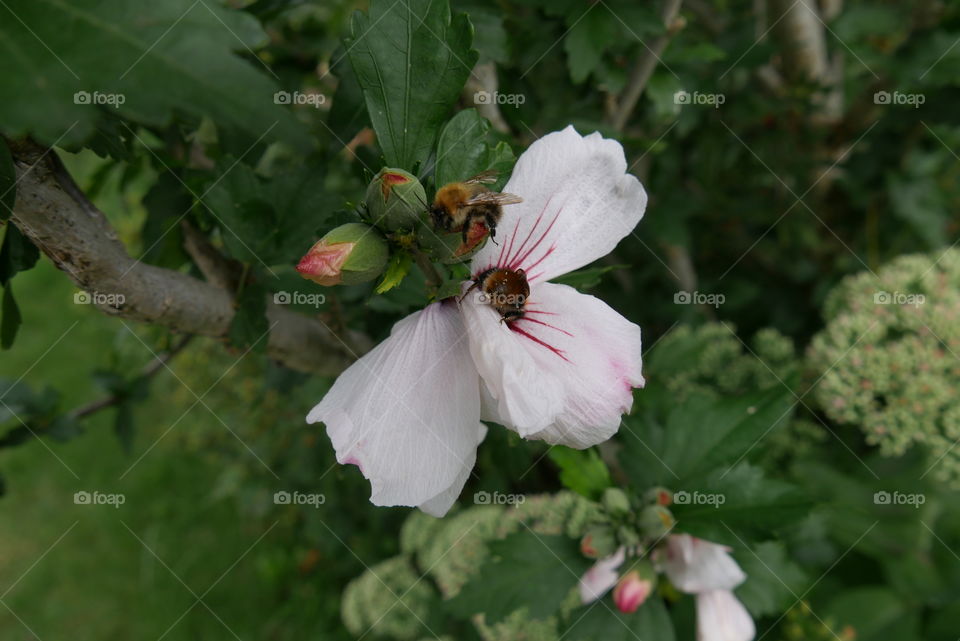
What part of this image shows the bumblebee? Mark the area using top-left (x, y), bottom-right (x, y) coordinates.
top-left (430, 170), bottom-right (523, 245)
top-left (461, 267), bottom-right (530, 322)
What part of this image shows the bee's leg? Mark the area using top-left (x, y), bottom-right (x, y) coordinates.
top-left (499, 309), bottom-right (524, 324)
top-left (484, 211), bottom-right (500, 245)
top-left (457, 280), bottom-right (480, 305)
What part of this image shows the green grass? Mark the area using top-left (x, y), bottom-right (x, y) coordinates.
top-left (0, 261), bottom-right (356, 640)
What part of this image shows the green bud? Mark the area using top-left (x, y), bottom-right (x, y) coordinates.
top-left (602, 488), bottom-right (632, 516)
top-left (580, 524), bottom-right (617, 559)
top-left (643, 486), bottom-right (674, 507)
top-left (637, 505), bottom-right (675, 539)
top-left (365, 168), bottom-right (427, 231)
top-left (296, 223), bottom-right (388, 286)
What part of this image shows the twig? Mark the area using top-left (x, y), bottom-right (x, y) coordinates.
top-left (411, 246), bottom-right (443, 292)
top-left (609, 0), bottom-right (684, 133)
top-left (70, 335), bottom-right (194, 419)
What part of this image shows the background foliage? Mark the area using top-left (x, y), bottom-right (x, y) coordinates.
top-left (2, 0), bottom-right (960, 639)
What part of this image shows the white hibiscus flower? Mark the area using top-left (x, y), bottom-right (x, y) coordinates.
top-left (307, 125), bottom-right (647, 516)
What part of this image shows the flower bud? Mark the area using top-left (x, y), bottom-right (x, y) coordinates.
top-left (638, 505), bottom-right (676, 539)
top-left (613, 563), bottom-right (656, 614)
top-left (602, 488), bottom-right (632, 516)
top-left (365, 168), bottom-right (427, 231)
top-left (296, 223), bottom-right (388, 286)
top-left (643, 486), bottom-right (674, 507)
top-left (580, 525), bottom-right (618, 559)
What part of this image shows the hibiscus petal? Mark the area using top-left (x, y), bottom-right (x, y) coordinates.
top-left (695, 590), bottom-right (756, 641)
top-left (663, 535), bottom-right (747, 593)
top-left (471, 125), bottom-right (647, 284)
top-left (307, 301), bottom-right (480, 515)
top-left (579, 547), bottom-right (626, 604)
top-left (419, 424), bottom-right (488, 517)
top-left (462, 282), bottom-right (642, 447)
top-left (461, 291), bottom-right (565, 435)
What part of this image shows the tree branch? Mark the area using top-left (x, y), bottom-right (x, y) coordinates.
top-left (609, 0), bottom-right (685, 133)
top-left (7, 139), bottom-right (367, 376)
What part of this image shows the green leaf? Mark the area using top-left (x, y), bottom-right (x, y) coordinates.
top-left (376, 251), bottom-right (413, 294)
top-left (0, 0), bottom-right (305, 148)
top-left (1, 284), bottom-right (22, 350)
top-left (562, 597), bottom-right (675, 641)
top-left (345, 0), bottom-right (478, 171)
top-left (435, 109), bottom-right (493, 187)
top-left (0, 140), bottom-right (14, 221)
top-left (0, 224), bottom-right (40, 285)
top-left (434, 109), bottom-right (516, 192)
top-left (229, 281), bottom-right (270, 352)
top-left (113, 401), bottom-right (135, 454)
top-left (141, 170), bottom-right (191, 268)
top-left (548, 446), bottom-right (611, 500)
top-left (734, 541), bottom-right (807, 618)
top-left (619, 386), bottom-right (796, 486)
top-left (553, 264), bottom-right (626, 291)
top-left (563, 7), bottom-right (618, 84)
top-left (448, 532), bottom-right (589, 624)
top-left (669, 463), bottom-right (811, 542)
top-left (822, 587), bottom-right (912, 641)
top-left (452, 0), bottom-right (508, 63)
top-left (202, 160), bottom-right (328, 265)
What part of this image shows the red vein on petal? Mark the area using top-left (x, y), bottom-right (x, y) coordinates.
top-left (517, 316), bottom-right (574, 337)
top-left (504, 195), bottom-right (553, 270)
top-left (510, 208), bottom-right (562, 272)
top-left (508, 324), bottom-right (570, 361)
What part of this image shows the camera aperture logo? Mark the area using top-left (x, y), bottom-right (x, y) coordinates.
top-left (74, 490), bottom-right (126, 508)
top-left (474, 490), bottom-right (525, 506)
top-left (674, 290), bottom-right (725, 308)
top-left (873, 290), bottom-right (924, 308)
top-left (873, 91), bottom-right (924, 108)
top-left (74, 290), bottom-right (126, 307)
top-left (274, 90), bottom-right (326, 108)
top-left (674, 90), bottom-right (725, 108)
top-left (873, 490), bottom-right (925, 508)
top-left (74, 90), bottom-right (126, 108)
top-left (274, 490), bottom-right (326, 508)
top-left (273, 291), bottom-right (326, 307)
top-left (473, 90), bottom-right (525, 106)
top-left (673, 490), bottom-right (725, 508)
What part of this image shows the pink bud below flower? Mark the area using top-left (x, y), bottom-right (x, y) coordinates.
top-left (296, 223), bottom-right (388, 286)
top-left (613, 570), bottom-right (652, 613)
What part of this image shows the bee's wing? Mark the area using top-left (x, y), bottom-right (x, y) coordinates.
top-left (462, 169), bottom-right (499, 185)
top-left (464, 192), bottom-right (524, 206)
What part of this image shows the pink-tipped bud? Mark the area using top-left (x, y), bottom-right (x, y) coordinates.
top-left (613, 570), bottom-right (653, 614)
top-left (296, 223), bottom-right (388, 286)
